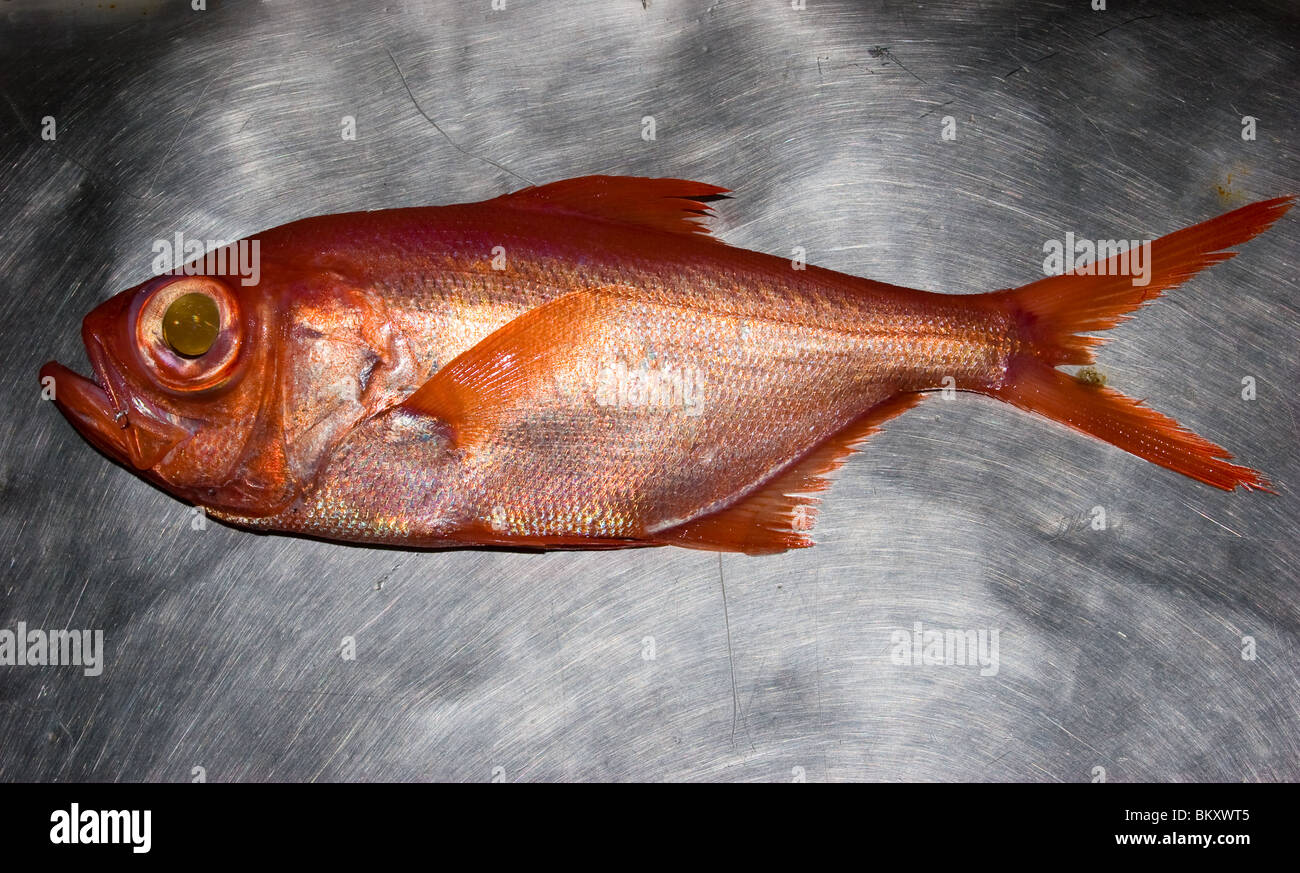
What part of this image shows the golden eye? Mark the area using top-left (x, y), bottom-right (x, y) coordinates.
top-left (162, 292), bottom-right (220, 357)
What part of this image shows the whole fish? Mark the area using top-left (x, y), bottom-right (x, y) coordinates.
top-left (41, 177), bottom-right (1292, 554)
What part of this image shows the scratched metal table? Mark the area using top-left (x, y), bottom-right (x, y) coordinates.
top-left (1, 0), bottom-right (1296, 782)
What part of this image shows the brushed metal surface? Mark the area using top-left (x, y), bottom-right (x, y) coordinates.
top-left (1, 0), bottom-right (1296, 782)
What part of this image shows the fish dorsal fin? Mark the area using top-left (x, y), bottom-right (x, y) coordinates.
top-left (651, 392), bottom-right (926, 555)
top-left (398, 289), bottom-right (604, 447)
top-left (492, 175), bottom-right (729, 238)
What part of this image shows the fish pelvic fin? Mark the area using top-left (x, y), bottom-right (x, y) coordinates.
top-left (983, 196), bottom-right (1293, 493)
top-left (652, 391), bottom-right (926, 555)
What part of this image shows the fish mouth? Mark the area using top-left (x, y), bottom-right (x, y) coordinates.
top-left (40, 346), bottom-right (192, 470)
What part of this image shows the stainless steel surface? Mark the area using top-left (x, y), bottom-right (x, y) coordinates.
top-left (2, 0), bottom-right (1297, 782)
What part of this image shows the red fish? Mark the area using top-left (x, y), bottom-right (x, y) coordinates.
top-left (40, 177), bottom-right (1292, 554)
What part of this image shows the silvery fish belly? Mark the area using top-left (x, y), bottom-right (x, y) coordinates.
top-left (40, 176), bottom-right (1291, 554)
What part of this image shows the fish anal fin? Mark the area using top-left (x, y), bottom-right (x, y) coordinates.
top-left (653, 391), bottom-right (926, 555)
top-left (493, 175), bottom-right (730, 238)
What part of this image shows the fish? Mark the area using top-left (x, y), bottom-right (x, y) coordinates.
top-left (40, 176), bottom-right (1293, 555)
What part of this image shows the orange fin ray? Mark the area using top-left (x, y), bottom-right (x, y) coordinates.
top-left (492, 175), bottom-right (730, 238)
top-left (652, 392), bottom-right (926, 555)
top-left (980, 196), bottom-right (1292, 491)
top-left (997, 195), bottom-right (1294, 366)
top-left (398, 290), bottom-right (603, 446)
top-left (993, 359), bottom-right (1271, 492)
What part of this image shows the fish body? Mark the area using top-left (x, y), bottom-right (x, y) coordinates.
top-left (41, 177), bottom-right (1292, 554)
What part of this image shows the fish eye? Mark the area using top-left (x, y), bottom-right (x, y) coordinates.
top-left (162, 292), bottom-right (220, 357)
top-left (133, 276), bottom-right (244, 392)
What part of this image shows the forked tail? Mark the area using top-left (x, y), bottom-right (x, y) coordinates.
top-left (982, 196), bottom-right (1293, 492)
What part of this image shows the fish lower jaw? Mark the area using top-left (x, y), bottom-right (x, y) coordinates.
top-left (41, 360), bottom-right (195, 470)
top-left (40, 360), bottom-right (131, 464)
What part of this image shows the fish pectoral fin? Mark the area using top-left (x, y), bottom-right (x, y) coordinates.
top-left (491, 175), bottom-right (729, 238)
top-left (651, 391), bottom-right (926, 556)
top-left (397, 288), bottom-right (612, 448)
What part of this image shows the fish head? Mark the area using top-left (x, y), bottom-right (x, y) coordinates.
top-left (41, 272), bottom-right (288, 514)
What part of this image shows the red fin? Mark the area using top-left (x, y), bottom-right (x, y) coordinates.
top-left (980, 197), bottom-right (1292, 491)
top-left (398, 290), bottom-right (601, 446)
top-left (993, 358), bottom-right (1272, 492)
top-left (653, 392), bottom-right (926, 555)
top-left (994, 196), bottom-right (1294, 366)
top-left (493, 175), bottom-right (729, 237)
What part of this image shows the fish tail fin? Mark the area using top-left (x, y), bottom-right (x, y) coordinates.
top-left (1001, 196), bottom-right (1293, 367)
top-left (984, 196), bottom-right (1294, 492)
